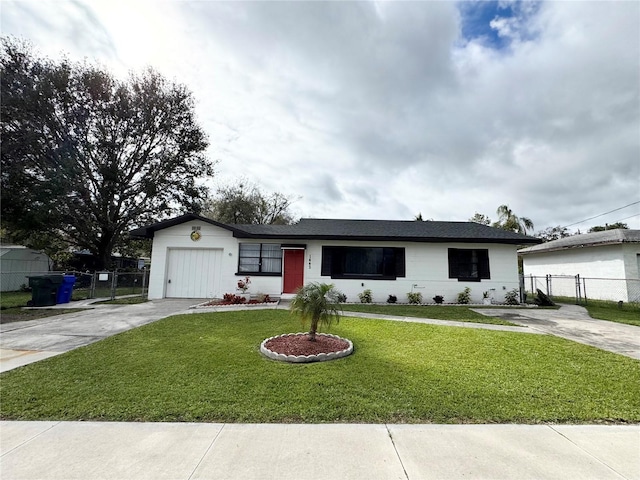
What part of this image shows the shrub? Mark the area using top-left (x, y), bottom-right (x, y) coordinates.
top-left (223, 293), bottom-right (246, 304)
top-left (457, 287), bottom-right (472, 304)
top-left (387, 294), bottom-right (397, 304)
top-left (504, 289), bottom-right (520, 305)
top-left (358, 289), bottom-right (373, 303)
top-left (337, 293), bottom-right (347, 303)
top-left (433, 295), bottom-right (444, 304)
top-left (256, 293), bottom-right (272, 303)
top-left (407, 292), bottom-right (422, 304)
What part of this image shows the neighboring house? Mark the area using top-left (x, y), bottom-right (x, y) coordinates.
top-left (0, 245), bottom-right (52, 292)
top-left (130, 214), bottom-right (540, 303)
top-left (519, 229), bottom-right (640, 302)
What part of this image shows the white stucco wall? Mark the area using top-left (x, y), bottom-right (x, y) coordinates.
top-left (148, 223), bottom-right (522, 303)
top-left (147, 222), bottom-right (239, 299)
top-left (303, 241), bottom-right (520, 303)
top-left (522, 245), bottom-right (626, 279)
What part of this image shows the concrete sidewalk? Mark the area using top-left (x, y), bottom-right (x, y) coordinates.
top-left (1, 422), bottom-right (638, 480)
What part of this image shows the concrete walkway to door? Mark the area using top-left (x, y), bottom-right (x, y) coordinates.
top-left (0, 298), bottom-right (202, 373)
top-left (473, 304), bottom-right (640, 360)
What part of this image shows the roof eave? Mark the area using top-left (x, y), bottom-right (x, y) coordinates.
top-left (232, 232), bottom-right (540, 244)
top-left (128, 214), bottom-right (245, 239)
top-left (519, 239), bottom-right (626, 255)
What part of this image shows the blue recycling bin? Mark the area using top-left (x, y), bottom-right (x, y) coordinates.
top-left (56, 275), bottom-right (76, 304)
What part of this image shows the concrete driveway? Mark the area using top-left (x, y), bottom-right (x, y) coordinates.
top-left (0, 298), bottom-right (201, 372)
top-left (473, 304), bottom-right (640, 360)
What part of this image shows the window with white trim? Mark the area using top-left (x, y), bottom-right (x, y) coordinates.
top-left (238, 243), bottom-right (282, 274)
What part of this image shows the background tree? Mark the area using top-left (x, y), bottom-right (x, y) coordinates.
top-left (492, 205), bottom-right (534, 235)
top-left (469, 212), bottom-right (492, 226)
top-left (1, 37), bottom-right (214, 269)
top-left (535, 226), bottom-right (573, 242)
top-left (588, 222), bottom-right (629, 232)
top-left (204, 180), bottom-right (297, 225)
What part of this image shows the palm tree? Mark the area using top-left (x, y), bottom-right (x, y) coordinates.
top-left (290, 282), bottom-right (343, 342)
top-left (494, 204), bottom-right (534, 235)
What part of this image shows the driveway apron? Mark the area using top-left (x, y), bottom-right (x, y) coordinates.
top-left (0, 299), bottom-right (200, 372)
top-left (473, 304), bottom-right (640, 360)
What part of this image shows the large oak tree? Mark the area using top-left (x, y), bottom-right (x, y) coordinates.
top-left (1, 38), bottom-right (214, 268)
top-left (204, 180), bottom-right (297, 225)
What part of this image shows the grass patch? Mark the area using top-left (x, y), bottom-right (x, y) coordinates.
top-left (1, 310), bottom-right (638, 424)
top-left (93, 296), bottom-right (148, 305)
top-left (341, 304), bottom-right (516, 326)
top-left (583, 300), bottom-right (640, 327)
top-left (0, 291), bottom-right (32, 309)
top-left (0, 307), bottom-right (84, 324)
top-left (72, 287), bottom-right (146, 301)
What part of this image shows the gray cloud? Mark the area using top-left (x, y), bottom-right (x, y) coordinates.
top-left (1, 0), bottom-right (638, 230)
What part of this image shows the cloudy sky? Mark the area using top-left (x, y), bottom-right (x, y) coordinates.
top-left (2, 0), bottom-right (639, 232)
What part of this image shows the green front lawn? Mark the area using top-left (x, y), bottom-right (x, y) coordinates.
top-left (1, 310), bottom-right (638, 423)
top-left (341, 304), bottom-right (516, 325)
top-left (584, 300), bottom-right (640, 327)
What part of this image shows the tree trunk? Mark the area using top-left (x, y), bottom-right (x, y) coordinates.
top-left (308, 317), bottom-right (318, 342)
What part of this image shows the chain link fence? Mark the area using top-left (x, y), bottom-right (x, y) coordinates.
top-left (1, 270), bottom-right (149, 300)
top-left (523, 274), bottom-right (640, 306)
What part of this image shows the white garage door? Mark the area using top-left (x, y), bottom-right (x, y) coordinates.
top-left (165, 249), bottom-right (222, 298)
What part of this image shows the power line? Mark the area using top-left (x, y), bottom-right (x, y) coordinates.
top-left (561, 201), bottom-right (640, 229)
top-left (610, 213), bottom-right (640, 224)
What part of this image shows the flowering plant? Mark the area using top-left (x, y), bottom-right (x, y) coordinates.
top-left (237, 276), bottom-right (251, 293)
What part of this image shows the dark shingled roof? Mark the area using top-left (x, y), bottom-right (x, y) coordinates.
top-left (130, 214), bottom-right (541, 245)
top-left (519, 229), bottom-right (640, 255)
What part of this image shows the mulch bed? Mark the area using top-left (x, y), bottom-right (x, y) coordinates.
top-left (203, 300), bottom-right (277, 306)
top-left (264, 333), bottom-right (350, 356)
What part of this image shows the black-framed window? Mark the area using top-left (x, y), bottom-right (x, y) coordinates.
top-left (448, 248), bottom-right (490, 281)
top-left (321, 246), bottom-right (405, 280)
top-left (238, 243), bottom-right (282, 274)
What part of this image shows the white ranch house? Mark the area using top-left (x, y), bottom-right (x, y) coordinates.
top-left (131, 215), bottom-right (540, 303)
top-left (519, 229), bottom-right (640, 303)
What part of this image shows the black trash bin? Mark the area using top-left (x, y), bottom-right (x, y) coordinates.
top-left (27, 275), bottom-right (64, 307)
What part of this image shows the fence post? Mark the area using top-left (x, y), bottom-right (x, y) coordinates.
top-left (141, 267), bottom-right (148, 298)
top-left (582, 277), bottom-right (588, 305)
top-left (546, 275), bottom-right (551, 297)
top-left (90, 272), bottom-right (96, 299)
top-left (575, 274), bottom-right (581, 305)
top-left (110, 272), bottom-right (117, 300)
top-left (530, 274), bottom-right (534, 296)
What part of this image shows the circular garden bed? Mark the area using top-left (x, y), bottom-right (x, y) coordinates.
top-left (260, 333), bottom-right (353, 363)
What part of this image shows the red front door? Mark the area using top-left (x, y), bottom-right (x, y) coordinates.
top-left (283, 249), bottom-right (304, 293)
